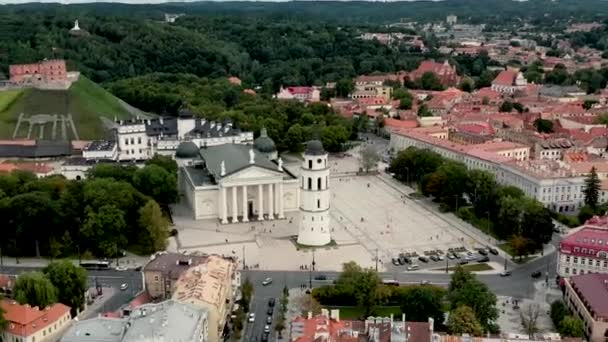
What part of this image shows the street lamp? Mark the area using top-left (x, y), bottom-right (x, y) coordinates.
top-left (454, 195), bottom-right (459, 212)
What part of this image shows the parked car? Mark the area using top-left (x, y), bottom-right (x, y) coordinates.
top-left (418, 256), bottom-right (429, 263)
top-left (531, 271), bottom-right (542, 278)
top-left (268, 298), bottom-right (275, 307)
top-left (407, 264), bottom-right (420, 271)
top-left (392, 258), bottom-right (400, 266)
top-left (500, 270), bottom-right (512, 277)
top-left (489, 248), bottom-right (499, 255)
top-left (447, 253), bottom-right (455, 260)
top-left (453, 252), bottom-right (461, 259)
top-left (120, 283), bottom-right (128, 291)
top-left (477, 256), bottom-right (490, 263)
top-left (420, 280), bottom-right (430, 285)
top-left (429, 255), bottom-right (439, 262)
top-left (267, 307), bottom-right (273, 315)
top-left (314, 275), bottom-right (327, 281)
top-left (458, 260), bottom-right (469, 265)
top-left (437, 255), bottom-right (444, 261)
top-left (248, 313), bottom-right (255, 323)
top-left (398, 257), bottom-right (406, 265)
top-left (262, 278), bottom-right (273, 286)
top-left (266, 316), bottom-right (272, 324)
top-left (262, 333), bottom-right (269, 342)
top-left (478, 249), bottom-right (488, 256)
top-left (264, 325), bottom-right (271, 333)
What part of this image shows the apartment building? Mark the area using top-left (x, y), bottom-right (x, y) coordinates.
top-left (557, 216), bottom-right (608, 277)
top-left (563, 273), bottom-right (608, 341)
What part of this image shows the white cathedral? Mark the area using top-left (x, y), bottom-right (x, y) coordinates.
top-left (176, 129), bottom-right (332, 246)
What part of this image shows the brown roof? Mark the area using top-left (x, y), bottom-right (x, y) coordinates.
top-left (569, 273), bottom-right (608, 319)
top-left (143, 253), bottom-right (208, 280)
top-left (406, 321), bottom-right (432, 342)
top-left (492, 70), bottom-right (518, 86)
top-left (2, 300), bottom-right (70, 337)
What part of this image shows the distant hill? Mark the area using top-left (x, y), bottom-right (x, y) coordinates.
top-left (0, 76), bottom-right (133, 141)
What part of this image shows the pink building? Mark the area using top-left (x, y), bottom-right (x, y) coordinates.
top-left (275, 86), bottom-right (320, 103)
top-left (408, 60), bottom-right (461, 87)
top-left (557, 216), bottom-right (608, 278)
top-left (9, 59), bottom-right (68, 84)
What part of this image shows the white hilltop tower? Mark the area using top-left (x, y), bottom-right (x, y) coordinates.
top-left (297, 139), bottom-right (331, 246)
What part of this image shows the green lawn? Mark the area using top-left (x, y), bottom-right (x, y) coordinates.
top-left (497, 242), bottom-right (538, 263)
top-left (324, 306), bottom-right (401, 319)
top-left (0, 76), bottom-right (133, 140)
top-left (446, 263), bottom-right (493, 272)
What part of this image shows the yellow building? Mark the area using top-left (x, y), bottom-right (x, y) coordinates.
top-left (172, 255), bottom-right (240, 342)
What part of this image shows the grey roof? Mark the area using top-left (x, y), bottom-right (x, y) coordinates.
top-left (60, 317), bottom-right (126, 342)
top-left (144, 117), bottom-right (178, 136)
top-left (305, 140), bottom-right (325, 155)
top-left (85, 140), bottom-right (116, 151)
top-left (123, 300), bottom-right (208, 342)
top-left (0, 140), bottom-right (72, 158)
top-left (254, 128), bottom-right (276, 153)
top-left (61, 300), bottom-right (208, 342)
top-left (182, 166), bottom-right (216, 186)
top-left (200, 144), bottom-right (281, 178)
top-left (539, 85), bottom-right (584, 97)
top-left (175, 141), bottom-right (199, 159)
top-left (143, 252), bottom-right (207, 281)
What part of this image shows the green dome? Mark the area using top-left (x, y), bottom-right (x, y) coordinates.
top-left (254, 128), bottom-right (276, 153)
top-left (175, 141), bottom-right (199, 159)
top-left (305, 140), bottom-right (325, 155)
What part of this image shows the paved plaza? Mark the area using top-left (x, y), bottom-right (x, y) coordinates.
top-left (169, 154), bottom-right (491, 272)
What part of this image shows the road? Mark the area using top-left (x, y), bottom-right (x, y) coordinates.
top-left (242, 233), bottom-right (559, 341)
top-left (0, 266), bottom-right (143, 317)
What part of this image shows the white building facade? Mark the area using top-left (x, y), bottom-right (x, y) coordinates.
top-left (297, 140), bottom-right (332, 246)
top-left (178, 143), bottom-right (300, 222)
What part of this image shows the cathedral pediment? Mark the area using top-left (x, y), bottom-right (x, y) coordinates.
top-left (222, 165), bottom-right (283, 183)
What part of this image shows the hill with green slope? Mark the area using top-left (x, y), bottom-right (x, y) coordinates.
top-left (0, 76), bottom-right (133, 140)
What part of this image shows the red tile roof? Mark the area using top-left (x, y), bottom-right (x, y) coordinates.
top-left (406, 321), bottom-right (432, 342)
top-left (287, 86), bottom-right (314, 95)
top-left (385, 118), bottom-right (418, 130)
top-left (1, 300), bottom-right (70, 337)
top-left (492, 70), bottom-right (518, 86)
top-left (569, 273), bottom-right (608, 319)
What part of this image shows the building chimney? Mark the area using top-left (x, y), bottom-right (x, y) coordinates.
top-left (307, 311), bottom-right (312, 319)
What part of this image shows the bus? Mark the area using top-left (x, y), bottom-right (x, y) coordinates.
top-left (80, 261), bottom-right (111, 270)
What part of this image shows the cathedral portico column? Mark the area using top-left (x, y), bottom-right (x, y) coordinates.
top-left (278, 182), bottom-right (285, 219)
top-left (268, 183), bottom-right (274, 219)
top-left (221, 186), bottom-right (228, 224)
top-left (231, 186), bottom-right (239, 223)
top-left (242, 185), bottom-right (249, 223)
top-left (257, 184), bottom-right (264, 221)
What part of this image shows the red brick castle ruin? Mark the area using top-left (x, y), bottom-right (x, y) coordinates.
top-left (9, 59), bottom-right (68, 84)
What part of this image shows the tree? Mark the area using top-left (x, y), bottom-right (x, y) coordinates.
top-left (533, 118), bottom-right (554, 133)
top-left (419, 72), bottom-right (443, 90)
top-left (43, 261), bottom-right (87, 315)
top-left (550, 300), bottom-right (568, 330)
top-left (447, 267), bottom-right (498, 332)
top-left (146, 154), bottom-right (178, 175)
top-left (520, 304), bottom-right (541, 339)
top-left (87, 163), bottom-right (137, 182)
top-left (359, 145), bottom-right (380, 173)
top-left (241, 278), bottom-right (254, 312)
top-left (335, 78), bottom-right (354, 97)
top-left (322, 125), bottom-right (349, 152)
top-left (295, 294), bottom-right (322, 316)
top-left (583, 99), bottom-right (598, 110)
top-left (583, 167), bottom-right (601, 209)
top-left (578, 205), bottom-right (596, 225)
top-left (447, 305), bottom-right (483, 336)
top-left (499, 101), bottom-right (514, 112)
top-left (392, 88), bottom-right (413, 109)
top-left (399, 286), bottom-right (445, 323)
top-left (417, 104), bottom-right (432, 117)
top-left (285, 124), bottom-right (306, 152)
top-left (521, 199), bottom-right (554, 248)
top-left (559, 316), bottom-right (585, 337)
top-left (133, 165), bottom-right (178, 205)
top-left (81, 204), bottom-right (127, 257)
top-left (138, 200), bottom-right (170, 253)
top-left (509, 235), bottom-right (530, 260)
top-left (459, 79), bottom-right (473, 92)
top-left (336, 262), bottom-right (381, 317)
top-left (13, 272), bottom-right (58, 308)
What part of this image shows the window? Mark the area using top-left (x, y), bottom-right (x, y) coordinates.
top-left (318, 178), bottom-right (322, 190)
top-left (565, 267), bottom-right (570, 274)
top-left (566, 256), bottom-right (571, 262)
top-left (138, 137), bottom-right (142, 144)
top-left (597, 260), bottom-right (601, 267)
top-left (572, 268), bottom-right (577, 274)
top-left (125, 138), bottom-right (129, 145)
top-left (317, 158), bottom-right (322, 164)
top-left (589, 259), bottom-right (594, 266)
top-left (308, 178), bottom-right (312, 190)
top-left (317, 199), bottom-right (321, 209)
top-left (573, 257), bottom-right (578, 264)
top-left (308, 160), bottom-right (312, 169)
